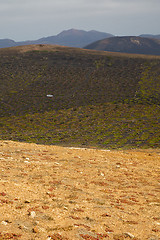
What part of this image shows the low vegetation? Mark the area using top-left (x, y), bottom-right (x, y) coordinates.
top-left (1, 103), bottom-right (160, 149)
top-left (0, 45), bottom-right (160, 148)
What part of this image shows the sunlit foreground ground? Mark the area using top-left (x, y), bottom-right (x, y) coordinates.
top-left (0, 140), bottom-right (160, 240)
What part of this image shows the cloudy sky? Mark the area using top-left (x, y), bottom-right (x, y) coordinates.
top-left (0, 0), bottom-right (159, 41)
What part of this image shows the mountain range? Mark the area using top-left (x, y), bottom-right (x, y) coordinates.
top-left (0, 29), bottom-right (113, 48)
top-left (0, 29), bottom-right (160, 55)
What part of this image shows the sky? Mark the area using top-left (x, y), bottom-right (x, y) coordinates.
top-left (0, 0), bottom-right (160, 41)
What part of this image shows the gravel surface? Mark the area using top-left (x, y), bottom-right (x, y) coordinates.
top-left (0, 140), bottom-right (160, 240)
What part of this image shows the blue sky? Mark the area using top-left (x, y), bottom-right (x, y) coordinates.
top-left (0, 0), bottom-right (159, 41)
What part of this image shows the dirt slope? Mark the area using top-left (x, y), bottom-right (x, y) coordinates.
top-left (0, 141), bottom-right (160, 240)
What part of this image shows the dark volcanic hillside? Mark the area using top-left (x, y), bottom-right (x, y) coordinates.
top-left (0, 45), bottom-right (160, 149)
top-left (1, 44), bottom-right (159, 117)
top-left (84, 36), bottom-right (160, 55)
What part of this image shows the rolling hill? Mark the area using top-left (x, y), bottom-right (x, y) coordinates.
top-left (84, 36), bottom-right (160, 55)
top-left (0, 39), bottom-right (17, 48)
top-left (0, 45), bottom-right (160, 149)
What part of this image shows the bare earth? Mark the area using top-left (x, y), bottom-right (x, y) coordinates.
top-left (0, 140), bottom-right (160, 240)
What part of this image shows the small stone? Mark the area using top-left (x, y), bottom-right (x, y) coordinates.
top-left (1, 221), bottom-right (8, 225)
top-left (18, 224), bottom-right (29, 231)
top-left (0, 192), bottom-right (6, 196)
top-left (24, 160), bottom-right (30, 163)
top-left (33, 226), bottom-right (39, 233)
top-left (153, 217), bottom-right (160, 221)
top-left (152, 228), bottom-right (160, 233)
top-left (32, 226), bottom-right (45, 233)
top-left (155, 222), bottom-right (160, 225)
top-left (124, 232), bottom-right (135, 238)
top-left (116, 164), bottom-right (121, 168)
top-left (29, 211), bottom-right (36, 218)
top-left (5, 219), bottom-right (12, 223)
top-left (105, 226), bottom-right (113, 233)
top-left (42, 205), bottom-right (49, 210)
top-left (101, 213), bottom-right (111, 217)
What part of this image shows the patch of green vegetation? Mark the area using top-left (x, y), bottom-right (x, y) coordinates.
top-left (0, 103), bottom-right (159, 149)
top-left (133, 61), bottom-right (160, 104)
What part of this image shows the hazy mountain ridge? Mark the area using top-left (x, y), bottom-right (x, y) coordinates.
top-left (1, 29), bottom-right (160, 54)
top-left (0, 39), bottom-right (17, 48)
top-left (84, 36), bottom-right (160, 55)
top-left (139, 34), bottom-right (160, 39)
top-left (0, 29), bottom-right (113, 48)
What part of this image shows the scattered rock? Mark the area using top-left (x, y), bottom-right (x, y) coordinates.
top-left (113, 233), bottom-right (137, 240)
top-left (18, 224), bottom-right (29, 231)
top-left (152, 228), bottom-right (160, 233)
top-left (29, 211), bottom-right (36, 218)
top-left (32, 226), bottom-right (39, 233)
top-left (124, 232), bottom-right (135, 238)
top-left (153, 217), bottom-right (160, 221)
top-left (105, 226), bottom-right (114, 233)
top-left (116, 164), bottom-right (121, 168)
top-left (155, 222), bottom-right (160, 225)
top-left (42, 205), bottom-right (49, 210)
top-left (0, 141), bottom-right (160, 239)
top-left (47, 237), bottom-right (52, 240)
top-left (1, 220), bottom-right (8, 225)
top-left (101, 213), bottom-right (111, 217)
top-left (0, 192), bottom-right (7, 196)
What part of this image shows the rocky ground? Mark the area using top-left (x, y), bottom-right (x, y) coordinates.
top-left (0, 140), bottom-right (160, 240)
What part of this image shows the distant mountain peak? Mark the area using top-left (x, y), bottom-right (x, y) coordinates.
top-left (37, 29), bottom-right (114, 48)
top-left (57, 28), bottom-right (86, 37)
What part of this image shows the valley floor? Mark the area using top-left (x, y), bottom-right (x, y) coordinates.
top-left (0, 141), bottom-right (160, 240)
